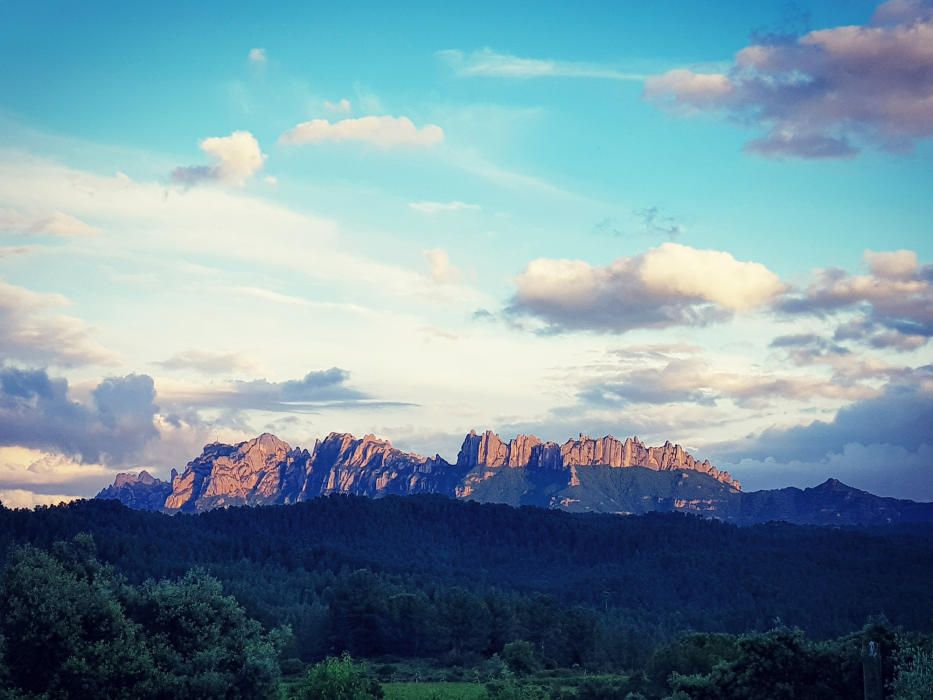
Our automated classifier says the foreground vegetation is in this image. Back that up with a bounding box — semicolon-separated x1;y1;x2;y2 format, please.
0;496;931;697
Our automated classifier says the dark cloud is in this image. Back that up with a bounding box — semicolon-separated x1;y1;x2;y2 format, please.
711;367;933;464
170;165;215;187
0;367;159;464
644;0;933;158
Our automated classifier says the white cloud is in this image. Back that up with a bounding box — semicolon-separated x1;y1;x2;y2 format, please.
0;280;117;366
172;130;266;187
0;446;120;507
248;47;267;63
424;248;461;284
0;152;489;308
0;208;101;236
155;349;260;375
510;242;784;333
438;48;645;81
409;200;480;214
639;243;784;311
324;98;352;114
280;115;444;148
0;489;78;508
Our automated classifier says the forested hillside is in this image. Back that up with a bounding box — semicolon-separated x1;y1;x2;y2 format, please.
2;494;931;670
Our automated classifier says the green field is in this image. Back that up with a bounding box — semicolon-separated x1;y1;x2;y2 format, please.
382;681;487;700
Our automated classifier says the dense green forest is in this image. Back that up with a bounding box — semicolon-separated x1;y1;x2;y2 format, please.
1;495;932;698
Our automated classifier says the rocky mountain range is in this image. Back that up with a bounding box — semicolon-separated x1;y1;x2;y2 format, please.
97;430;933;526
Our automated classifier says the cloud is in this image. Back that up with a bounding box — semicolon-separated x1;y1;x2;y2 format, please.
172;130;266;186
633;206;685;238
508;242;784;333
409;200;479;214
423;248;461;284
248;48;267;63
154;350;259;376
644;0;933;158
0;208;101;236
280;116;444;148
163;368;408;413
0;367;159;465
713;367;933;463
324;98;352;114
438;48;645;80
577;348;876;410
0;280;116;367
0;488;77;509
712;368;933;499
778;248;932;350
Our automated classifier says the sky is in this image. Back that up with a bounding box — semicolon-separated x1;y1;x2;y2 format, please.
0;0;931;507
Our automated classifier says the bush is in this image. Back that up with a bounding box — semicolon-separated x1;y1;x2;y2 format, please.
889;639;933;700
290;652;383;700
502;641;540;675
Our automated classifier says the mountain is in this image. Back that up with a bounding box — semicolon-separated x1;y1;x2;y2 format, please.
95;470;172;511
96;429;933;525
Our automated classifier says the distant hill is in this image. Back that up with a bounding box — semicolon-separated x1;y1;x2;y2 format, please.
96;430;933;526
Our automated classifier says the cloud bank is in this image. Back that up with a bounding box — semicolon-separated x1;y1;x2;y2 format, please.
0;367;159;465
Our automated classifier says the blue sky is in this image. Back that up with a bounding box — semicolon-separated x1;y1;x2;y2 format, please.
0;0;931;506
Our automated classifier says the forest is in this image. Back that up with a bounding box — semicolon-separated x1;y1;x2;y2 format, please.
0;495;931;698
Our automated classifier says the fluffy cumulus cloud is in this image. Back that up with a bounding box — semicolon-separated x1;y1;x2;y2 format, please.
248;48;267;63
644;0;933;158
0;367;160;465
508;242;784;333
279;116;444;148
778;248;932;350
0;280;116;367
0;208;101;236
172;130;266;187
438;48;645;80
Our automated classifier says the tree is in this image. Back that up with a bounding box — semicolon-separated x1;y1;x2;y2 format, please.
127;569;286;698
0;536;285;699
669;628;859;700
502;641;539;675
0;539;158;698
289;653;383;700
889;639;933;700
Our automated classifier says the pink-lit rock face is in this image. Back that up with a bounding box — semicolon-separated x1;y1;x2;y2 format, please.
455;430;739;489
117;428;736;513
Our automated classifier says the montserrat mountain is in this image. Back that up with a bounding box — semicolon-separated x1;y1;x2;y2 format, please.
97;429;739;515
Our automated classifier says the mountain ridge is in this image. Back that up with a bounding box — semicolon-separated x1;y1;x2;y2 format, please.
96;429;933;526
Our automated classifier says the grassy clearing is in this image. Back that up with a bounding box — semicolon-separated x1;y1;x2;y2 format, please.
382;681;487;700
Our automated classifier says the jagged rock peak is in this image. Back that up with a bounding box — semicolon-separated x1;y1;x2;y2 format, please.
112;470;160;488
457;430;740;490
